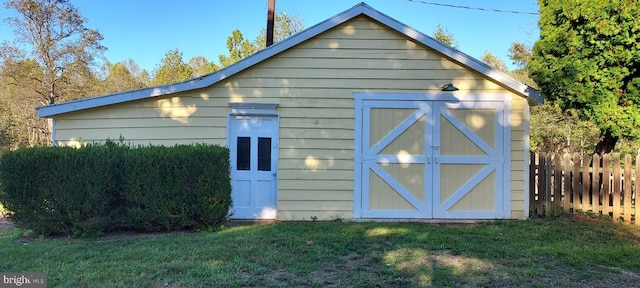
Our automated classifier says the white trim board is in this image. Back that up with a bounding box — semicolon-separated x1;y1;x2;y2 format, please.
230;102;279;116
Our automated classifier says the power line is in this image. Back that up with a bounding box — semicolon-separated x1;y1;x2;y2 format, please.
407;0;539;15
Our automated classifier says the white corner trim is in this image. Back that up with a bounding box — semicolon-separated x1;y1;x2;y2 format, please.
230;102;279;115
503;95;512;219
51;118;56;147
523;102;531;218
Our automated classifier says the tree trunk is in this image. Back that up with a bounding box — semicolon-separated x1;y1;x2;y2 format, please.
595;130;618;155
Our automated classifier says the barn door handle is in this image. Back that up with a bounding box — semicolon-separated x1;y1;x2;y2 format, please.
434;156;439;164
426;156;431;164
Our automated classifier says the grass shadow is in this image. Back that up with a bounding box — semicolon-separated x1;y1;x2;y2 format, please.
0;215;639;287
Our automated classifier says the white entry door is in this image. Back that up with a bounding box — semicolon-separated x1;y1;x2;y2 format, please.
228;116;278;219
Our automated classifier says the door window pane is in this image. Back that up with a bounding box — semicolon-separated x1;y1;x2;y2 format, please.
258;137;272;171
237;137;250;170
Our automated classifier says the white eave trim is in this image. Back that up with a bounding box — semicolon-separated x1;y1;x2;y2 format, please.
36;2;542;118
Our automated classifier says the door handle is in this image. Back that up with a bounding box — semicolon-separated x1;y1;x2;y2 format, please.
426;156;431;164
434;156;439;164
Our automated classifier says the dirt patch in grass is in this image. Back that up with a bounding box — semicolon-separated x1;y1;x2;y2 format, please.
591;266;640;287
517;261;640;288
303;252;381;287
0;216;13;230
264;268;299;287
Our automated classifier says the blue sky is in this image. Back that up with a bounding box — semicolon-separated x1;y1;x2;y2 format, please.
0;0;540;73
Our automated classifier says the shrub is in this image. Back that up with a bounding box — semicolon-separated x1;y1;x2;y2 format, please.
0;143;125;236
0;142;231;236
122;144;231;231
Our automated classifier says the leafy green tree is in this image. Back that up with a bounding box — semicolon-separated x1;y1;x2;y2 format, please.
507;42;537;88
218;30;258;68
0;102;11;150
432;24;458;48
123;58;150;87
481;51;508;72
253;12;304;48
101;60;148;94
218;12;305;67
150;49;194;86
528;0;640;154
0;58;49;148
188;56;219;77
2;0;106;105
530;104;599;154
1;0;105;146
509;42;532;68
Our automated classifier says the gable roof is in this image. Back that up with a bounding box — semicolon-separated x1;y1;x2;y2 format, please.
37;2;542;118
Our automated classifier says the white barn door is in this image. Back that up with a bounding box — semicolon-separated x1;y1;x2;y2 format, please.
354;93;510;219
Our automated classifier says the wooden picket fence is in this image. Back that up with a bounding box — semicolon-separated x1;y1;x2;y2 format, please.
529;152;639;225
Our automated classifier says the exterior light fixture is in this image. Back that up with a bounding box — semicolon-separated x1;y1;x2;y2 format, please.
441;83;459;91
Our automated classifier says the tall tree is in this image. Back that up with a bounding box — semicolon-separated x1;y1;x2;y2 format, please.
188;56;219;77
481;51;508;72
2;0;106;105
150;49;193;86
507;42;536;87
505;41;600;153
254;12;304;49
218;30;258;68
528;0;640;154
432;24;458;48
101;60;148;94
529;103;599;154
0;58;49;148
508;42;532;68
218;12;304;67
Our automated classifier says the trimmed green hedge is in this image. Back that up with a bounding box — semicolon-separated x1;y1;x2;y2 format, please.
122;145;231;231
0;142;231;236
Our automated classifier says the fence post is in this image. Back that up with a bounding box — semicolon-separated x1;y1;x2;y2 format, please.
581;155;591;212
544;153;553;217
572;153;581;212
602;154;611;217
613;153;621;221
553;153;562;216
563;153;572;212
624;154;633;222
538;152;546;216
529;152;537;217
592;154;600;215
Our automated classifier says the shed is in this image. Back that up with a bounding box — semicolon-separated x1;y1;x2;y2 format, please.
37;3;543;221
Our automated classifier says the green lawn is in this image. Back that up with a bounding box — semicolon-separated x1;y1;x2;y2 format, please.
1;215;639;287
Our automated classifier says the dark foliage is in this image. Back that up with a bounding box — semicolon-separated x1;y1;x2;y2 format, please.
0;141;230;236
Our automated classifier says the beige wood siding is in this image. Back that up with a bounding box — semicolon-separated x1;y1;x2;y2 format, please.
53;16;530;220
510;97;528;218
